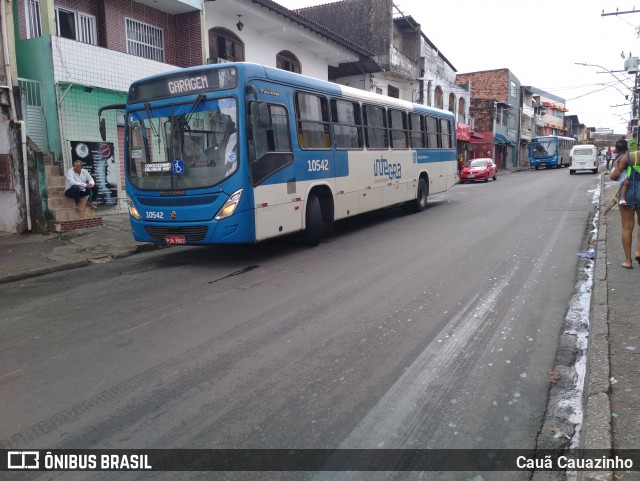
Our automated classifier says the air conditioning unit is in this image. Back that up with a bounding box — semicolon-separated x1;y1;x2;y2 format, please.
624;56;639;73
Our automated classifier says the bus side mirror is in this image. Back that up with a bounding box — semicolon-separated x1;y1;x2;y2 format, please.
99;117;107;141
97;103;125;142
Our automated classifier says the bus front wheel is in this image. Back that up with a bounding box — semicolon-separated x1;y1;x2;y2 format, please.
304;194;323;246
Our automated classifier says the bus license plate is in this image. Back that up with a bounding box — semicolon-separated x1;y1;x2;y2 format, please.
165;235;186;245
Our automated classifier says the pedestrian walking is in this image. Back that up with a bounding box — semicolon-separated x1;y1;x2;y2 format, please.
606;147;613;170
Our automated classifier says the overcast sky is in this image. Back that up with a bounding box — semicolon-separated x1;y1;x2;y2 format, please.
277;0;639;134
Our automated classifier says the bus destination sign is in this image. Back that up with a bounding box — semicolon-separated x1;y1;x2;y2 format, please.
168;75;209;94
128;67;237;103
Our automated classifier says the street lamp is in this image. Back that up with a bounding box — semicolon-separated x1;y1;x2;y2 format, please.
574;62;633;96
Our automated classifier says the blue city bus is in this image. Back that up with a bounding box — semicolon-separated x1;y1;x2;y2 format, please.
98;62;457;245
528;135;576;170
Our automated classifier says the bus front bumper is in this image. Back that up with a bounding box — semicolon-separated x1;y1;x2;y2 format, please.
129;209;256;245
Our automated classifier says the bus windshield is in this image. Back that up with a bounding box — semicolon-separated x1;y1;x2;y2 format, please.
530;139;557;159
127;97;237;190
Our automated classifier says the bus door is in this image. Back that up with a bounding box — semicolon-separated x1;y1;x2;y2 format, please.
247;91;300;241
424;116;444;193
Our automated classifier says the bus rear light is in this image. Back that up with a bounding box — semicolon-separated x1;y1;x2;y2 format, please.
215;189;243;220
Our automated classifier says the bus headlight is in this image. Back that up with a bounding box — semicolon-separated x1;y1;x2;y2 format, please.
215;189;243;220
127;195;142;220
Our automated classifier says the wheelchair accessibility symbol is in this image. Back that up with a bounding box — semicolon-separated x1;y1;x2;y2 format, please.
172;159;185;174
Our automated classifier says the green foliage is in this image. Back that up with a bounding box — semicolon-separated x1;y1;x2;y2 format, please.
629;138;638;152
55;233;71;242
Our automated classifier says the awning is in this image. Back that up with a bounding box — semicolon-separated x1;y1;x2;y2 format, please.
468;131;491;143
493;133;511;145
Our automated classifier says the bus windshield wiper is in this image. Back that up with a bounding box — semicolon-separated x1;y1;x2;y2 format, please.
144;102;159;139
185;94;205;125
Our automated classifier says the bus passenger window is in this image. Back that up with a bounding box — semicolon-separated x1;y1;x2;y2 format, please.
331;99;363;149
388;109;408;149
425;116;439;149
409;114;425;149
363;104;388;149
440;119;452;149
295;92;331;149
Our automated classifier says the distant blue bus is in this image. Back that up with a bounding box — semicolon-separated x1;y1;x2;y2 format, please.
99;62;457;245
528;135;576;170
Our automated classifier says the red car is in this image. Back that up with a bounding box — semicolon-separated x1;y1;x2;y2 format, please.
459;158;497;183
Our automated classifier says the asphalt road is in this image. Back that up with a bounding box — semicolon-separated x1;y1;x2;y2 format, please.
0;168;600;480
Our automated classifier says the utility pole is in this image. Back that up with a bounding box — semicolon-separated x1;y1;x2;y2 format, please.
602;8;640;16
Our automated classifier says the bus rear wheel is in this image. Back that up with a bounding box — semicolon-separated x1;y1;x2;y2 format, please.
304;194;323;246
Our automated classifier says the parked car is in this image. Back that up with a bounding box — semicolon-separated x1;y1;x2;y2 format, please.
460;158;497;183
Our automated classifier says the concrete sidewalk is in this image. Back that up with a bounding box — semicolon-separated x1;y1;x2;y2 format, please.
0;213;161;284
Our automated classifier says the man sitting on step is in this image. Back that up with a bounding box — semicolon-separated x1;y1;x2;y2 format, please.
64;160;98;211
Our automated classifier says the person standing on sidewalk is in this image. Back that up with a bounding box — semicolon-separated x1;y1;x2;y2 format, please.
64;160;98;211
609;139;640;269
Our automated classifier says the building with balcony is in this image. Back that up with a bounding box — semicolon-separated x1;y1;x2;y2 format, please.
9;0;375;229
519;86;534;167
456;68;522;169
204;0;375;81
530;87;569;137
14;0;205;225
289;0;471;158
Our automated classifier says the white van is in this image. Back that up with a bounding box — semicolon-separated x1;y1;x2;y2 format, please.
569;144;599;175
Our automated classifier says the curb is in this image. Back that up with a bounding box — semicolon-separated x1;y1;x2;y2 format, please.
0;261;91;284
0;243;167;285
580;174;612;481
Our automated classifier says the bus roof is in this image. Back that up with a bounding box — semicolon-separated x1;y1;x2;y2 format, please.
128;62;454;119
531;135;575;142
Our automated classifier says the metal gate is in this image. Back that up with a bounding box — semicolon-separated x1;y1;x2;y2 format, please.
18;78;48;152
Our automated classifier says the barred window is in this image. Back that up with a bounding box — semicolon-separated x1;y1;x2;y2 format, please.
26;0;42;38
56;8;97;45
126;18;164;63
